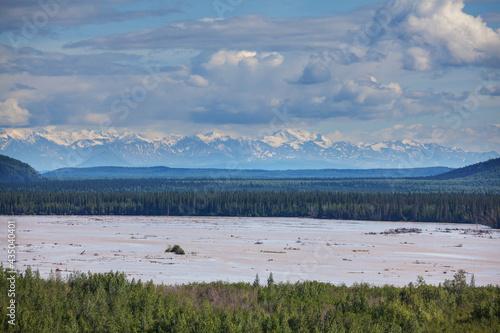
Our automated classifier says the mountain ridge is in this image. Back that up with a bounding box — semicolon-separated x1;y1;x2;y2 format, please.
0;154;42;182
43;165;453;180
1;128;498;171
428;157;500;180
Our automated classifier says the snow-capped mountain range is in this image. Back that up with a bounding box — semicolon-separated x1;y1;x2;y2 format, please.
0;128;498;171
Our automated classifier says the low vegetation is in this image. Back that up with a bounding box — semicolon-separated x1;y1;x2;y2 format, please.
1;267;499;332
165;244;185;255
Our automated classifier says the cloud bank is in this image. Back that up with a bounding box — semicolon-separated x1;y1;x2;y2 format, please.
0;0;499;152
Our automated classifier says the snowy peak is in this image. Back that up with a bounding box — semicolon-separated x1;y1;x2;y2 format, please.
159;134;184;146
276;128;317;142
369;142;388;152
0;127;116;146
115;133;153;144
363;140;428;152
0;128;498;171
264;129;323;148
275;128;317;141
197;130;231;143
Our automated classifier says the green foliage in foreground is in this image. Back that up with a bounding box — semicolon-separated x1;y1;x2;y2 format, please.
1;267;499;333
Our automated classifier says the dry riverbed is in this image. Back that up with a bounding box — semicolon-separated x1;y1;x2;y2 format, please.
1;216;499;286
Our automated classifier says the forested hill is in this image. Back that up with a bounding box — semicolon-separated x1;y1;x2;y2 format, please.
43;165;452;180
428;158;500;180
0;155;41;182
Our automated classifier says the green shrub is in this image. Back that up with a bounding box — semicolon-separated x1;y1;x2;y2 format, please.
166;244;185;255
2;265;500;333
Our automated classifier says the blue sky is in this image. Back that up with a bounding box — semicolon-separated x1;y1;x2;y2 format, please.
0;0;499;152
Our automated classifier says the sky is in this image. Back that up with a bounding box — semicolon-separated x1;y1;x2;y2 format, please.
0;0;499;152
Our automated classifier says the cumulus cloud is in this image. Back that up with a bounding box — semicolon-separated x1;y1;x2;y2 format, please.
1;0;499;149
202;50;284;70
185;49;288;95
0;98;31;126
10;83;36;91
289;61;331;85
261;52;285;67
63;0;500;73
287;76;468;121
404;47;433;71
203;50;258;69
186;74;209;87
84;113;111;126
301;76;406;120
479;84;500;96
334;76;402;106
393;0;500;69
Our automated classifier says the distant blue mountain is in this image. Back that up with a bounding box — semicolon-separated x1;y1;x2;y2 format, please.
43;165;452;180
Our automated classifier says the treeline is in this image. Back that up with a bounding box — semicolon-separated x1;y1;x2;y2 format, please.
1;177;499;194
1;267;499;332
1;191;499;228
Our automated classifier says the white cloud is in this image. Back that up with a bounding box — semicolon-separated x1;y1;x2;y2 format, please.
0;0;499;150
334;77;402;107
404;47;433;71
65;14;354;51
204;50;257;69
290;61;331;85
84;113;111;125
479;83;500;96
289;75;468;121
63;0;500;73
186;74;209;87
0;98;31;126
396;0;500;69
260;52;284;66
202;50;284;70
311;96;326;104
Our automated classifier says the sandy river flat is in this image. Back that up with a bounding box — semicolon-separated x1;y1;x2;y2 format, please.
1;216;499;286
